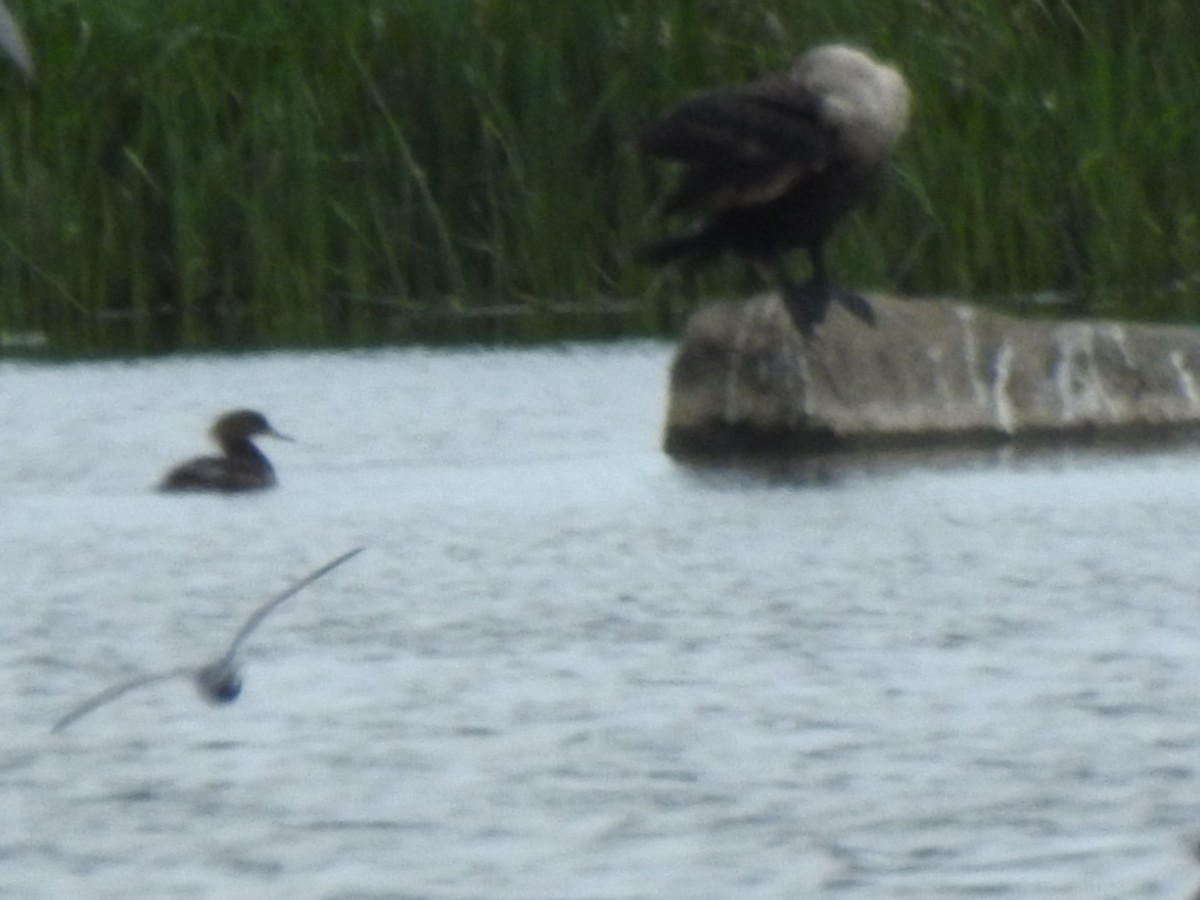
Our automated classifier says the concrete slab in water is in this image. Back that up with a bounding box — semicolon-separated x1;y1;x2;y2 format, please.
664;293;1200;457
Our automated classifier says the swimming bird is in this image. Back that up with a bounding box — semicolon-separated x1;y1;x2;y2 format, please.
0;2;33;80
159;409;291;493
53;547;365;733
632;44;911;335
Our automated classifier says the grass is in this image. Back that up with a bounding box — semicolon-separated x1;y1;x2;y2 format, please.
0;1;1199;356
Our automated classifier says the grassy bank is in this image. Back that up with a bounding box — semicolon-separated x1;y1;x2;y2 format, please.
1;1;1199;355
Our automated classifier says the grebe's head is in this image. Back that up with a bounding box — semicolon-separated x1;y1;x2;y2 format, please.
210;409;292;445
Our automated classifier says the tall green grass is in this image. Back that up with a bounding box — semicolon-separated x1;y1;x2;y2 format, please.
0;1;1199;355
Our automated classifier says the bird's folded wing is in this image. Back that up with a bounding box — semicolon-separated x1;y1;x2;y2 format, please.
663;159;814;217
634;84;832;215
635;81;828;163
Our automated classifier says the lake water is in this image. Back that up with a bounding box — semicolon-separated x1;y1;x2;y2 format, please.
3;341;1200;899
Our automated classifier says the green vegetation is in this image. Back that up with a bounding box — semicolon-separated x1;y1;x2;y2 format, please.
0;1;1198;355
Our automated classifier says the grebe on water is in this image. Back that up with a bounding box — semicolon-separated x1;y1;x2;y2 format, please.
159;409;291;493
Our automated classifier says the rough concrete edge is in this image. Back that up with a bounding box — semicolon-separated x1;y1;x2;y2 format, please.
662;293;1200;460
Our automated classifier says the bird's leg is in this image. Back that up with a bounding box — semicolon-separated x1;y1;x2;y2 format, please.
807;245;876;327
758;254;828;336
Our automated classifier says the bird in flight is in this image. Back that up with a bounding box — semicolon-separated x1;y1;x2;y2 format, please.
53;547;365;732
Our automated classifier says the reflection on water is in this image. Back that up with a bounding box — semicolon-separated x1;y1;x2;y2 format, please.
3;342;1200;899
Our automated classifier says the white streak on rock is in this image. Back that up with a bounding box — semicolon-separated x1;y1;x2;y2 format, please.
1053;325;1122;424
990;341;1015;435
1169;350;1200;411
955;305;990;412
724;308;753;422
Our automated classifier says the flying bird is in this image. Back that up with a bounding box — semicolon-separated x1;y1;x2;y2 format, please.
53;547;365;732
159;409;292;493
0;2;33;80
632;44;910;335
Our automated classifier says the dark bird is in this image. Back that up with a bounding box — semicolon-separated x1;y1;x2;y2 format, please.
0;2;32;80
53;547;365;732
159;409;292;493
632;44;911;335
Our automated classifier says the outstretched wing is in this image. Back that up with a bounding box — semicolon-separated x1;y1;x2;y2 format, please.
222;547;365;662
53;669;193;732
633;78;832;216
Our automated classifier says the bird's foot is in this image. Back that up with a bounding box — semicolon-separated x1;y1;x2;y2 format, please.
780;282;833;336
836;290;876;327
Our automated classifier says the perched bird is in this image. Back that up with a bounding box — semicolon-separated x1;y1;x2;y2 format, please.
0;2;33;80
52;547;365;732
159;409;292;493
632;44;910;335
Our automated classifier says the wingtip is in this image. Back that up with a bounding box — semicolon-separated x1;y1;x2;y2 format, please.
328;546;366;569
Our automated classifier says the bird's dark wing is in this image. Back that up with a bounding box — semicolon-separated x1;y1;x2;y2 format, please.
662;158;815;217
53;669;193;732
634;80;833;216
635;81;827;163
222;547;365;661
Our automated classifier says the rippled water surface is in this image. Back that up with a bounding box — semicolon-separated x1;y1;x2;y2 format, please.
4;341;1200;899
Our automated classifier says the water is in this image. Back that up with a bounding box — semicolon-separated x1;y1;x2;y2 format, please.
3;342;1200;899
